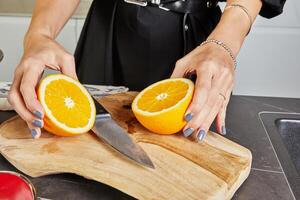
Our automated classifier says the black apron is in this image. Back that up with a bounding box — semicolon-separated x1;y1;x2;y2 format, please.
74;0;221;90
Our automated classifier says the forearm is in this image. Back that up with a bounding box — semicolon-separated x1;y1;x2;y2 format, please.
208;0;262;56
24;0;80;48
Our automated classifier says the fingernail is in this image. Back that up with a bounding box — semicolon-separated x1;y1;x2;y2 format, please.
221;126;227;135
184;113;193;122
197;129;206;141
33;110;43;119
31;129;38;138
183;127;194;137
32;119;43;128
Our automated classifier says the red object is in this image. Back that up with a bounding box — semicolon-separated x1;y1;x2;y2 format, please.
0;171;35;200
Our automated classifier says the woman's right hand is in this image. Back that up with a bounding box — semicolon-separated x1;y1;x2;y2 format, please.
8;33;78;139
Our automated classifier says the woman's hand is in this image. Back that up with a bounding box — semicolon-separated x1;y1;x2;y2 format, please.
8;33;78;139
171;43;235;141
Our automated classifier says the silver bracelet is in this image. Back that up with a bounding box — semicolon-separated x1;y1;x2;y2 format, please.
224;3;253;35
200;39;237;69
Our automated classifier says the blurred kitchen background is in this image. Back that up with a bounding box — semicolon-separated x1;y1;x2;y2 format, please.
0;0;299;98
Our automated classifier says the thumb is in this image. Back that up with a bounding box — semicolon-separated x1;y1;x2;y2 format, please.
59;53;78;80
171;59;189;78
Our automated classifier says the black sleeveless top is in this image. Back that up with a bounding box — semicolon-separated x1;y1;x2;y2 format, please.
75;0;285;90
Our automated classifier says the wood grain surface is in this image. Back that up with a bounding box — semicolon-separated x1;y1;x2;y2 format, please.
0;92;252;200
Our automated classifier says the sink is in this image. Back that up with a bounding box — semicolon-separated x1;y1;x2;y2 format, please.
276;118;300;173
260;112;300;199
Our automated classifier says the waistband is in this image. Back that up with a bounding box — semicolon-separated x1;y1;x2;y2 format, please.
124;0;219;14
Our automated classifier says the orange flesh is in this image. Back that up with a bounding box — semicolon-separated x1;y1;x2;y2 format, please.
137;81;189;112
44;79;91;128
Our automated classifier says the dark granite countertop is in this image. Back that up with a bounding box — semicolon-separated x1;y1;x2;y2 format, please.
0;95;299;200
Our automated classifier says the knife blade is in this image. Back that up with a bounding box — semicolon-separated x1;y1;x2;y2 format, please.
0;92;154;168
91;97;155;169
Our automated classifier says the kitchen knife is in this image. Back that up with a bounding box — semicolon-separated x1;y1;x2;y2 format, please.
91;97;155;169
0;93;154;168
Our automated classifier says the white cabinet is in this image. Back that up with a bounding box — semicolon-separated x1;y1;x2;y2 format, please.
0;16;77;81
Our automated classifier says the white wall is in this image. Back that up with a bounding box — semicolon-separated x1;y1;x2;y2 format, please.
0;0;300;98
0;16;78;81
0;17;30;82
232;0;300;98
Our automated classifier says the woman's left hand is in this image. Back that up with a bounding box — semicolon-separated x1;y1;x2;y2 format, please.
171;43;235;141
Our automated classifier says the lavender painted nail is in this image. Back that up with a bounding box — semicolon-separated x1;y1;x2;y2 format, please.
32;120;43;128
33;110;43;119
197;129;206;141
184;113;193;122
31;129;38;138
183;127;194;137
221;126;227;135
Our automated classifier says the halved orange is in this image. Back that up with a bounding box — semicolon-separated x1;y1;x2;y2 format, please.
132;78;194;134
37;74;96;136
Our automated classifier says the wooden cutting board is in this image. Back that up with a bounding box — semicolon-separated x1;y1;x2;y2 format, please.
0;92;252;200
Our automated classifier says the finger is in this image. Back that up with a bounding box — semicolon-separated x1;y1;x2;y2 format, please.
215;113;224;135
27;122;41;139
213;67;234;135
171;45;211;78
216;84;233;135
183;68;232;140
20;63;44;117
197;96;224;141
58;53;78;80
183;79;222;139
183;98;212;140
171;61;188;78
8;71;35;125
182;67;219;137
200;70;232;139
171;50;200;78
45;64;60;71
9;65;44;137
184;67;213;122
